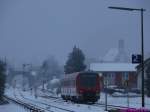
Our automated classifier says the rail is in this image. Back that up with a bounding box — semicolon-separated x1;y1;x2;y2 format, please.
18;90;75;112
4;95;45;112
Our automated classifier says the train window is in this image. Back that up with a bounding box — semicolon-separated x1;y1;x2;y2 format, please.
79;73;97;88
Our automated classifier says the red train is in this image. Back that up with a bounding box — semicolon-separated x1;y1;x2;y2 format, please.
61;72;101;103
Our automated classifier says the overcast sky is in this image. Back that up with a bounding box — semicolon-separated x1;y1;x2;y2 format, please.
0;0;150;67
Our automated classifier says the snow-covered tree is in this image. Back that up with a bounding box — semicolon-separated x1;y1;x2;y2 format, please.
40;55;63;80
47;76;61;95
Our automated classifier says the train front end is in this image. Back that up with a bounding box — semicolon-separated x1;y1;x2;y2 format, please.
76;72;100;103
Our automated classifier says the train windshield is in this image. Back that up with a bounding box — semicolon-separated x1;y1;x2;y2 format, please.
79;73;98;88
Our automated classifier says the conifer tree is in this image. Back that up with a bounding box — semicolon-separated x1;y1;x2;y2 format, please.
64;46;86;74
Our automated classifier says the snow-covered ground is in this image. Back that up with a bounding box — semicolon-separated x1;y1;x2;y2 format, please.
2;87;150;112
99;93;150;109
0;102;27;112
4;88;106;112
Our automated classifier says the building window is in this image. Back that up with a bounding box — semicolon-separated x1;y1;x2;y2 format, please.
111;73;114;78
124;72;129;80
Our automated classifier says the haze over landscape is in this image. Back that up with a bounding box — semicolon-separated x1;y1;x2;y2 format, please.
1;1;150;112
0;0;150;67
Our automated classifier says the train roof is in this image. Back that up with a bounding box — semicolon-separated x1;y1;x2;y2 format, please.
61;71;99;80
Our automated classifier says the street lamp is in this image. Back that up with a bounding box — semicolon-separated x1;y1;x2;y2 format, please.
108;6;146;107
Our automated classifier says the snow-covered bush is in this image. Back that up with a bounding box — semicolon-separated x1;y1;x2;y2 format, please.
47;76;61;95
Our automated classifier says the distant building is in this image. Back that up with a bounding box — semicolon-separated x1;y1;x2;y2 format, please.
90;63;138;88
102;39;130;63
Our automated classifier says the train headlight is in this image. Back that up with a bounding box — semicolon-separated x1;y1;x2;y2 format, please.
79;90;83;94
96;90;100;93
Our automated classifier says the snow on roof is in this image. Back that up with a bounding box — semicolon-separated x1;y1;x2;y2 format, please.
90;63;138;72
103;48;118;62
50;78;60;84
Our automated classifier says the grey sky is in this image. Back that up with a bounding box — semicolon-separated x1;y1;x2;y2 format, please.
0;0;150;67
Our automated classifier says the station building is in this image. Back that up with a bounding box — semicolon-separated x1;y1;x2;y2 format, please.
90;63;138;88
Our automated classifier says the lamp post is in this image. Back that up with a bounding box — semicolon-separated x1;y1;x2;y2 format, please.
104;75;108;111
108;6;146;107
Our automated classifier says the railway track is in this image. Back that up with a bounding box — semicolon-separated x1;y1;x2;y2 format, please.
16;89;75;112
22;88;66;103
32;91;130;111
4;95;45;112
20;89;132;111
14;88;150;112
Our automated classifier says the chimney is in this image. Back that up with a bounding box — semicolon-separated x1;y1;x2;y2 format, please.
118;39;124;54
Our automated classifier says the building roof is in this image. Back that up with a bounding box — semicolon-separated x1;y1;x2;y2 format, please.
103;48;118;62
90;63;138;72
